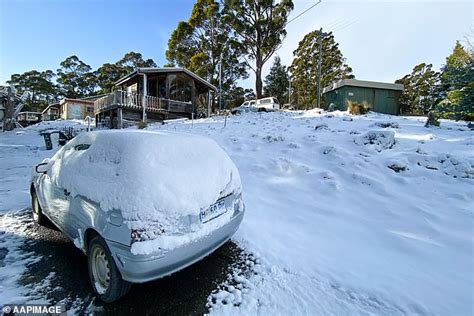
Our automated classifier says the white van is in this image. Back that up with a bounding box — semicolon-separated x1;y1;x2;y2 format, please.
255;97;280;111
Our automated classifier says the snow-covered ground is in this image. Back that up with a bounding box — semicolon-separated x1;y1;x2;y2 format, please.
0;112;472;315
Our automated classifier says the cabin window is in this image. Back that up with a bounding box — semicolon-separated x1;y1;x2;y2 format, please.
169;74;192;102
86;106;94;113
388;91;395;99
127;83;138;94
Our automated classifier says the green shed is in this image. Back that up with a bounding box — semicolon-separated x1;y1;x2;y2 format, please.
323;79;404;115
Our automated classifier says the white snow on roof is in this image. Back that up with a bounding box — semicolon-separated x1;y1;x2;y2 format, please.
323;79;404;93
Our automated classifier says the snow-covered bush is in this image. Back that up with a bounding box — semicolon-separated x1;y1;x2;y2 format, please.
355;130;395;151
417;154;474;178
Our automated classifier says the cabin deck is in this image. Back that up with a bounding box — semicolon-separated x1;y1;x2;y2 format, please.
94;90;194;128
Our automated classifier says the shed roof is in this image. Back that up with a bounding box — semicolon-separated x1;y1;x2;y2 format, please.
59;98;94;105
323;79;404;94
115;67;218;91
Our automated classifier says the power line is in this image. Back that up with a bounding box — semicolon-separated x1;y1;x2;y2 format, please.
287;0;322;25
331;20;357;32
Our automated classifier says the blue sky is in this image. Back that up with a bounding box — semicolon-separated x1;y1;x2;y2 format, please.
0;0;472;89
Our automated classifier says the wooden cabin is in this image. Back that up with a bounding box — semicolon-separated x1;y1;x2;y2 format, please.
59;98;95;120
17;111;42;126
94;67;217;128
42;102;60;121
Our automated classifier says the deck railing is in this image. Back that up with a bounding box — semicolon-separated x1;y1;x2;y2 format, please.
94;90;192;115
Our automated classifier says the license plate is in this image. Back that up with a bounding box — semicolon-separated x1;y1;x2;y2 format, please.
200;199;227;223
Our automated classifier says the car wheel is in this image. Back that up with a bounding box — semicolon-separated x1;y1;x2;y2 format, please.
88;235;131;303
31;191;46;226
258;108;267;112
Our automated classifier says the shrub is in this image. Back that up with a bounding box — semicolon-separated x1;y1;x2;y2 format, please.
347;100;371;115
436;111;474;121
425;111;440;127
137;121;148;129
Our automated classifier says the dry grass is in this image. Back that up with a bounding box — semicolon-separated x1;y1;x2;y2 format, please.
347;100;371;115
137;121;148;129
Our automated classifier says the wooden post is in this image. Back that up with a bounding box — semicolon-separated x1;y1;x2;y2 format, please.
191;80;196;118
117;107;123;129
142;73;148;123
165;74;170;99
109;110;114;129
207;90;211;117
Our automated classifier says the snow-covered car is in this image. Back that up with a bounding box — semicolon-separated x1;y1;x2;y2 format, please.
255;97;280;112
30;130;245;302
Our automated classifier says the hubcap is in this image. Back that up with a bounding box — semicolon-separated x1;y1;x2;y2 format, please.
91;245;110;294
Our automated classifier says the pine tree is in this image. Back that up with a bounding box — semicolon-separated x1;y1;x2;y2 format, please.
395;63;440;114
437;41;473;113
264;56;289;104
223;0;294;99
96;52;156;94
289;29;354;109
7;70;58;111
57;56;96;98
167;0;247;112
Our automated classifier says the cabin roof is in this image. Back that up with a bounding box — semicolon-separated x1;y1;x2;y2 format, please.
59;98;95;105
323;79;404;94
41;102;60;114
18;111;42;115
115;67;218;92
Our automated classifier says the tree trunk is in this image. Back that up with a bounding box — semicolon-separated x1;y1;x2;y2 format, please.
255;59;263;99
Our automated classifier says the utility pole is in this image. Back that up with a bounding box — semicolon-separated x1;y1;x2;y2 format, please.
316;27;323;109
288;74;291;105
218;55;223;112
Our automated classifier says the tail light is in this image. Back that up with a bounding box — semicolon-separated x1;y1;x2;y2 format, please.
131;229;146;243
131;225;165;244
232;194;244;217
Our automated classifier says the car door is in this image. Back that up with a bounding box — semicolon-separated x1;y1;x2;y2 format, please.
38;148;72;231
60;143;92;241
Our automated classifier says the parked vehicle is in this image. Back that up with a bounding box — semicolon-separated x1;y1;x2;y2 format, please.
231;101;257;115
30;130;245;302
282;103;295;111
255;97;280;112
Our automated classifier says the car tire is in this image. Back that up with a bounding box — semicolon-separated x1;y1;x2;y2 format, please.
88;235;131;303
258;108;267;112
31;191;46;226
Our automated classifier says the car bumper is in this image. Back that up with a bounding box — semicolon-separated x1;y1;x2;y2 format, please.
106;210;244;283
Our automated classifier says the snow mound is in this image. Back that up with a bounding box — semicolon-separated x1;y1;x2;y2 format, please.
355;130;395;151
417;153;474;179
26;120;90;133
48;130;241;224
372;121;399;129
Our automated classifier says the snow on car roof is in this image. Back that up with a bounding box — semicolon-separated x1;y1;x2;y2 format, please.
48;130;241;222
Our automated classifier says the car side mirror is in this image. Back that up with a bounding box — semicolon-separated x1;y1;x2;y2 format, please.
35;162;48;174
